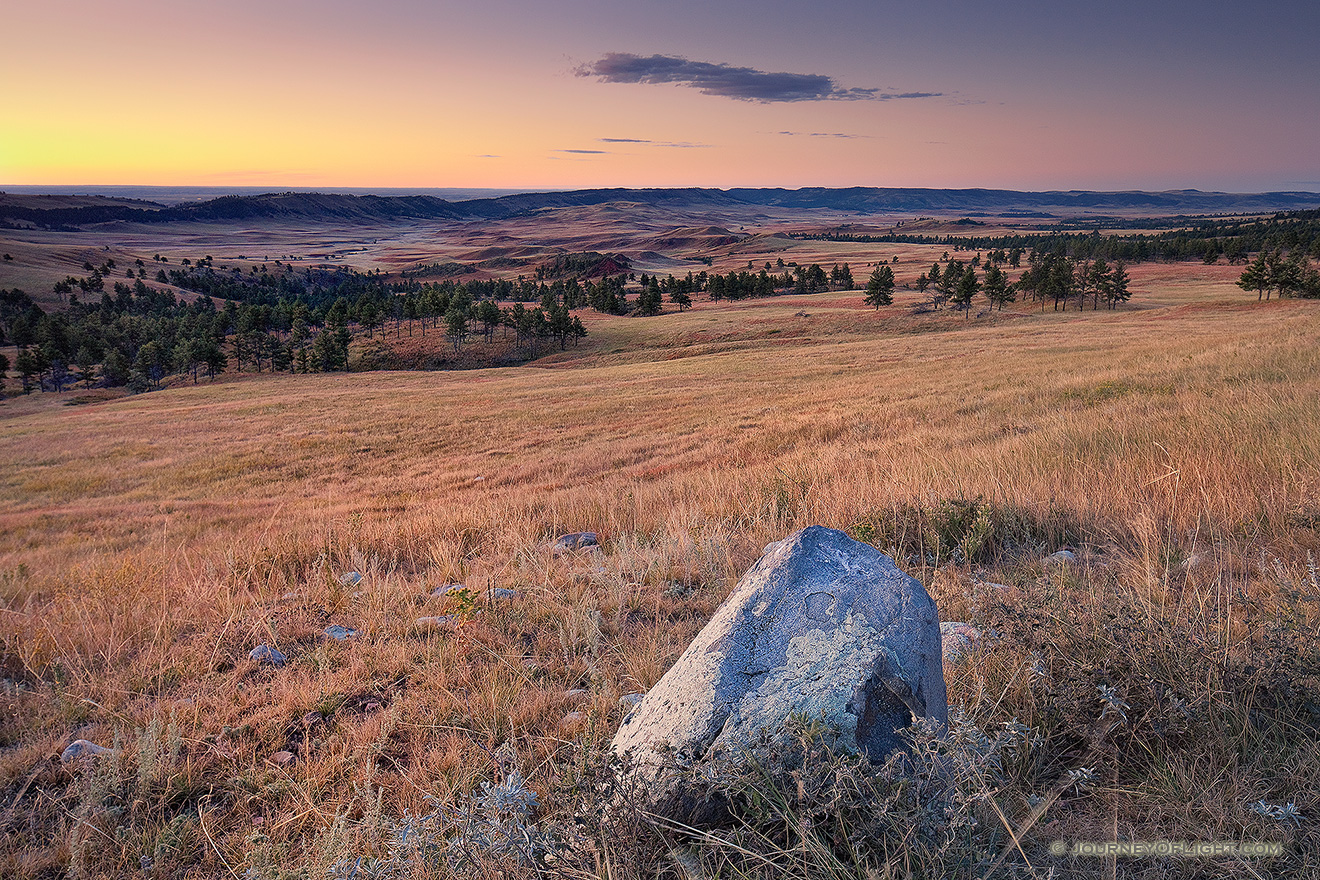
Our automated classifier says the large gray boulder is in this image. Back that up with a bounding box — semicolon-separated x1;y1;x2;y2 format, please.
611;526;946;814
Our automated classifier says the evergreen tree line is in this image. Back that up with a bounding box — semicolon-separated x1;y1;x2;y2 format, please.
787;208;1320;266
0;261;595;395
1235;249;1320;300
705;262;856;300
868;253;1130;316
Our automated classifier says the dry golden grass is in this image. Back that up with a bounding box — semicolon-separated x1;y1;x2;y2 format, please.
2;276;1318;877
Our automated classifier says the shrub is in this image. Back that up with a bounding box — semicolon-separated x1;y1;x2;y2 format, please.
851;496;1080;566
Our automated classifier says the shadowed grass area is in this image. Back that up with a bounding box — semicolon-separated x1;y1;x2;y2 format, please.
1;286;1318;878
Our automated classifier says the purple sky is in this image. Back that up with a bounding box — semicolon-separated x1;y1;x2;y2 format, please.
4;0;1318;190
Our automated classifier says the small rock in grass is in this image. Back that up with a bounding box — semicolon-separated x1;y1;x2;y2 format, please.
323;625;359;641
302;711;324;727
940;622;982;662
663;581;695;599
61;740;116;764
974;578;1013;592
487;588;519;601
552;532;598;553
249;645;287;668
618;692;646;713
268;750;296;767
566;689;588;698
432;583;468;597
1044;549;1076;565
339;571;362;586
560;711;586;728
416;615;454;629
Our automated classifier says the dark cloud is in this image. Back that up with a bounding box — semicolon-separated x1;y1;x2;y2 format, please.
599;137;652;143
555;149;609;154
578;53;941;104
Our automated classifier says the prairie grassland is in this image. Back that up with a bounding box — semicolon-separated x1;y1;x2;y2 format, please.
1;286;1318;878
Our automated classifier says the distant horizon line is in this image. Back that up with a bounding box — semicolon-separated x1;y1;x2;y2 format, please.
5;183;1320;196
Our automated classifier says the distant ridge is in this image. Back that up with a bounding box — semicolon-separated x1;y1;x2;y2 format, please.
4;186;1320;228
723;187;1320;213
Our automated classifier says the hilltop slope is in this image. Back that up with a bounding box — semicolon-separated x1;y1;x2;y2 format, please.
6;186;1320;230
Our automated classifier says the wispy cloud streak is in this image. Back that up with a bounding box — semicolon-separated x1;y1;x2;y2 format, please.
775;130;872;139
596;137;711;148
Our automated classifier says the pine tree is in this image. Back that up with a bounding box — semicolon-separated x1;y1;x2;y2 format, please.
16;348;38;394
952;265;979;317
982;265;1013;310
838;263;854;290
1086;258;1111;310
636;279;663;316
445;306;469;352
1107;261;1131;309
864;265;895;308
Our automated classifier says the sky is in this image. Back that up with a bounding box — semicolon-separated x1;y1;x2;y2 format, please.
3;0;1319;192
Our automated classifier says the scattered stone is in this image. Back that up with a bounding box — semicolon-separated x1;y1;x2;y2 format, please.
612;526;947;822
339;571;363;586
487;588;519;601
323;625;359;641
61;740;116;764
552;532;598;553
432;583;468;597
1044;549;1076;565
940;622;982;662
268;750;296;767
248;645;287;668
566;689;588;698
415;615;455;629
560;711;586;728
664;581;695;599
302;711;324;727
794;311;810;317
618;692;646;714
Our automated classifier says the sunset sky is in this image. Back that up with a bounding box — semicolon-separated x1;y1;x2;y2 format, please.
4;0;1318;192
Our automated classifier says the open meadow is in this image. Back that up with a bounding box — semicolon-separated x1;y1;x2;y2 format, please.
8;0;1320;868
2;241;1320;877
